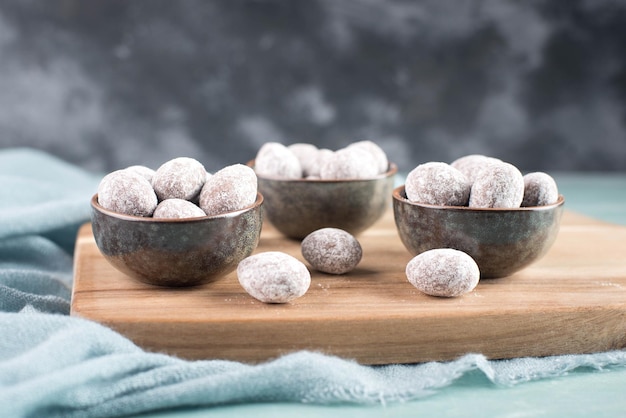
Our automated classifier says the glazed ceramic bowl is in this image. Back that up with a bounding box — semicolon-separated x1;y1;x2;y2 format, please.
250;161;398;239
90;193;264;286
392;185;565;278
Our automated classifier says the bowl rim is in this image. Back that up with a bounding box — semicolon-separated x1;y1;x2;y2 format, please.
91;192;264;223
393;185;565;212
247;160;398;183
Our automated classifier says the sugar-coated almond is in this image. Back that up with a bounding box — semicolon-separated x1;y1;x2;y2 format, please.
301;228;362;274
199;164;258;216
406;248;479;297
98;169;158;217
405;162;470;206
237;252;311;303
522;172;559;207
152;157;206;201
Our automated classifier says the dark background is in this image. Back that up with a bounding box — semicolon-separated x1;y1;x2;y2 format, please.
1;0;625;174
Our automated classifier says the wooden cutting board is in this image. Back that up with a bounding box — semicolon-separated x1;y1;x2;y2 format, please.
70;210;626;365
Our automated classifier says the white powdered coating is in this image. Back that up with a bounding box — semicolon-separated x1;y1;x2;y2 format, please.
288;143;319;177
307;148;334;178
199;164;258;216
405;162;471;206
255;142;302;179
125;165;156;183
469;161;524;208
152;157;206;201
319;146;379;180
153;198;206;219
450;154;501;184
522;172;559;207
347;140;389;174
97;169;158;217
301;228;362;274
237;251;311;303
405;248;480;297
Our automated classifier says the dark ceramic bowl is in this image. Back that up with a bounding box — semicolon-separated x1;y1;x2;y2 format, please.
90;193;263;286
393;186;565;278
250;161;398;239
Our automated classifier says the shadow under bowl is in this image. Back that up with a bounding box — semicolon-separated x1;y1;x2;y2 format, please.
251;161;398;240
392;186;565;278
90;193;264;287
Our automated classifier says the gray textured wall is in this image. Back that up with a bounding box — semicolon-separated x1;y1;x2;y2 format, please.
1;0;625;174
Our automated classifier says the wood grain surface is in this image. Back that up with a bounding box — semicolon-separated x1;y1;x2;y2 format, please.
70;210;626;365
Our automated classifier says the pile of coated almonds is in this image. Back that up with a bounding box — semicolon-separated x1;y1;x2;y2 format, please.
254;140;389;180
97;157;257;219
405;154;559;208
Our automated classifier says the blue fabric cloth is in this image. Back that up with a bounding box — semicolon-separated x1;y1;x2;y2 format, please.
1;148;625;418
